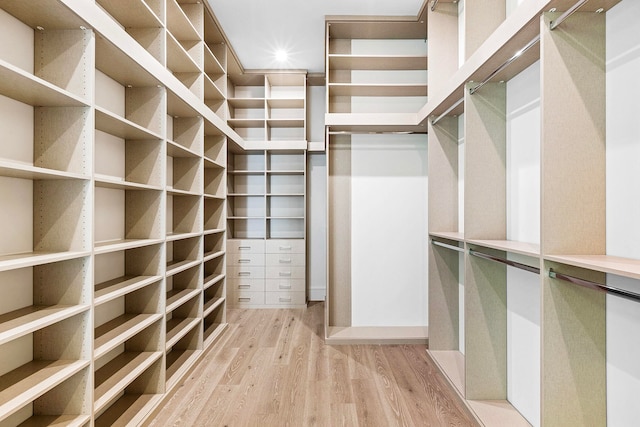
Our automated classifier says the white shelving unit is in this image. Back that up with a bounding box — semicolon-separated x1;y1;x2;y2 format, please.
227;150;307;308
0;0;230;424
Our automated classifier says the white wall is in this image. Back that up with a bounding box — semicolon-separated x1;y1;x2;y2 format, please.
505;60;541;427
350;134;428;326
606;1;640;425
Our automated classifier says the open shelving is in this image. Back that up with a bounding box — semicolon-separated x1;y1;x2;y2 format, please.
0;0;232;423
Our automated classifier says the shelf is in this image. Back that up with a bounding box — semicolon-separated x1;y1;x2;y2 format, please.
203;297;224;317
203;45;224;75
266;193;304;197
266;98;304;109
97;0;163;28
17;415;90;427
94;351;163;413
227;170;265;175
0;160;90;181
0;360;90;423
95;106;163;140
203;249;224;262
166;288;201;313
0;251;91;273
328;54;428;70
267;119;304;128
95;175;163;191
166;0;200;41
94;239;163;254
228;118;266;128
328;83;428;97
467;240;540;257
325;326;428;344
166;317;200;349
228;98;265;108
0;59;89;107
544;254;640;281
227;193;265;197
94;313;163;359
427;350;465;396
204;75;225;101
204;273;225;290
429;231;465;243
0;305;89;346
166;187;201;197
203;322;225;348
266;170;304;175
94;275;162;306
166;33;200;74
203;228;225;236
94;393;162;427
166;349;200;391
166;231;202;242
204;156;225;169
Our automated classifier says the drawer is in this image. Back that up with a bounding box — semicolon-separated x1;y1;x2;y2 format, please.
229;278;265;293
266;266;305;280
266;291;305;306
266;253;305;267
266;279;305;293
266;239;305;254
232;291;265;306
228;266;265;279
228;253;265;266
228;239;265;254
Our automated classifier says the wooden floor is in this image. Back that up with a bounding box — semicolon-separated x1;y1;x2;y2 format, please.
146;302;478;426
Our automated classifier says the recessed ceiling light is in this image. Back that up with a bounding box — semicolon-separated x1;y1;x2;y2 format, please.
275;49;288;62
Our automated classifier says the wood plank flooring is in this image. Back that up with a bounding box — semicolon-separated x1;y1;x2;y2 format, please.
145;302;478;426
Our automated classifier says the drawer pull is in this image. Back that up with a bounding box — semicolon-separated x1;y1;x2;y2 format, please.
238;272;251;277
279;284;292;290
279;272;292;277
238;259;251;263
238;246;251;250
239;285;251;289
279;258;292;264
279;245;292;250
279;297;292;302
239;298;251;302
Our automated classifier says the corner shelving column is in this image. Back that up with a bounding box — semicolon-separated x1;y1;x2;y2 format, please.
0;5;93;425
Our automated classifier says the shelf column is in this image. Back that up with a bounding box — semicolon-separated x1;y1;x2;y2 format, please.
540;11;606;427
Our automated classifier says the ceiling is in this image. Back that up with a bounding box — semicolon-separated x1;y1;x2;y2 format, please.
207;0;427;74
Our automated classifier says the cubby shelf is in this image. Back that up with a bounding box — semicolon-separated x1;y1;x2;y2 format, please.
96;0;163;28
94;313;163;359
17;414;90;427
204;273;225;290
328;83;428;97
94;239;164;255
0;161;89;181
95;107;163;141
0;305;90;346
0;252;91;273
94;394;163;427
165;317;200;350
0;360;90;424
203;297;224;317
166;288;201;313
95;276;163;306
94;351;163;413
165;349;201;391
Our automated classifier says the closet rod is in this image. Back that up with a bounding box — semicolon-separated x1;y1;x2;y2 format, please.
430;0;439;12
431;97;464;126
469;249;540;274
431;239;465;253
550;0;589;31
549;269;640;303
469;35;540;95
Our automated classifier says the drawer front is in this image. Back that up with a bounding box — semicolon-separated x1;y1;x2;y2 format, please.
228;239;265;254
266;253;305;267
266;266;305;280
233;291;265;306
266;279;305;293
229;278;265;293
266;291;305;306
228;253;265;266
266;239;305;254
228;266;265;279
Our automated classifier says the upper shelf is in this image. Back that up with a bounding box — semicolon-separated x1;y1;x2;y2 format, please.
96;0;163;28
545;254;640;281
329;54;428;70
328;83;427;97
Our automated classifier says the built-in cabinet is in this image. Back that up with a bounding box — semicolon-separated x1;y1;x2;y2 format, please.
426;0;639;425
227;149;307;308
0;0;230;424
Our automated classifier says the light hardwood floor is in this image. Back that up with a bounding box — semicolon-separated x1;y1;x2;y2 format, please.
146;302;478;426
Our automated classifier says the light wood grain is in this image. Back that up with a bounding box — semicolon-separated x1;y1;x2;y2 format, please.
145;303;477;426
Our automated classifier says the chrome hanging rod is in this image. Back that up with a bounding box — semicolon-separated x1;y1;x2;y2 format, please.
550;0;590;31
430;0;439;12
327;130;417;135
431;96;464;126
469;35;540;95
549;269;640;303
469;249;540;274
431;239;465;253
